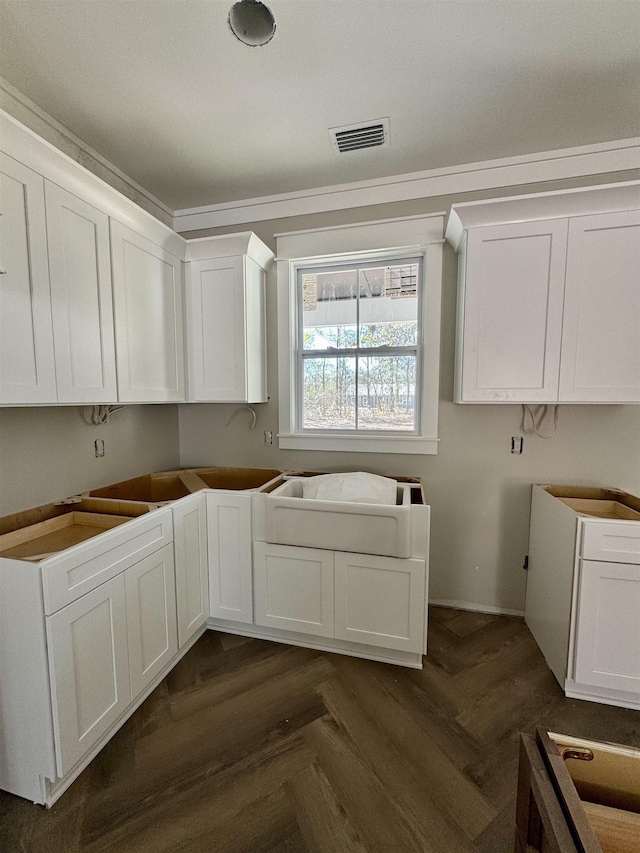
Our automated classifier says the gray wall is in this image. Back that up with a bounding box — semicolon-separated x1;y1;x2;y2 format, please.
0;406;180;516
178;173;640;615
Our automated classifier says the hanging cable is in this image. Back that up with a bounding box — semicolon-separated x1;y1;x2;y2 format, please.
520;404;559;439
82;405;127;426
225;405;257;430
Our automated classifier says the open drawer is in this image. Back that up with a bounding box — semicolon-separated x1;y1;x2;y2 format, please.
516;727;640;852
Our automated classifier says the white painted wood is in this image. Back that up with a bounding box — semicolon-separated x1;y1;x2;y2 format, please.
172;142;640;232
207;617;423;670
581;520;640;564
445;181;640;249
207;491;253;624
44;181;118;403
525;486;580;685
573;559;640;696
253;542;334;637
334;552;426;653
110;220;185;402
185;231;274;270
459;219;568;403
0;152;57;404
47;573;130;777
0;111;182;254
42;508;173;615
0;557;57;804
559;210;640;402
185;252;267;403
125;543;178;699
173;492;209;647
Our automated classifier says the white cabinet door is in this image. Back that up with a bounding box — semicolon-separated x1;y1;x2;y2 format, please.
185;255;266;402
110;220;185;402
253;542;334;637
458;219;568;402
334;552;426;653
173;492;209;647
207;491;253;624
0;153;57;404
46;574;130;777
125;544;178;699
560;210;640;402
573;560;640;694
45;181;117;403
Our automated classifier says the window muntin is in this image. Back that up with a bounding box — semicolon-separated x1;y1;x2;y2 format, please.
296;256;422;433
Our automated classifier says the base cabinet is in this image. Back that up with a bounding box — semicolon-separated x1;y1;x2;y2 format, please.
253;542;334;637
125;544;178;699
253;542;426;653
173;493;209;647
335;552;426;653
47;574;131;777
208;492;253;624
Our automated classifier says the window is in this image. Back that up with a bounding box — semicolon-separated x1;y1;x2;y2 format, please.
276;215;443;454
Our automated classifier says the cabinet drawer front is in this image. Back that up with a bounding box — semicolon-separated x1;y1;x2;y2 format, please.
581;521;640;564
43;509;173;614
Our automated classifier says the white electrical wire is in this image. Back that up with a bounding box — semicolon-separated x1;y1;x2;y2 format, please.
83;405;127;425
225;406;257;430
520;404;559;439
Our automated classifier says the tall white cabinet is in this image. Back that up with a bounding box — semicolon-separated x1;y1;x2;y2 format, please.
446;182;640;404
185;232;274;403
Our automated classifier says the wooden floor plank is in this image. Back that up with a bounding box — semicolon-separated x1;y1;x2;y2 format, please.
2;607;639;853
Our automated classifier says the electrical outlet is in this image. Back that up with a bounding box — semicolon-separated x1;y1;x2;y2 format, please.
264;430;273;446
94;439;105;458
511;436;524;454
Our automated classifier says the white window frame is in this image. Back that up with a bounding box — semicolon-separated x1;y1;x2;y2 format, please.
276;214;444;454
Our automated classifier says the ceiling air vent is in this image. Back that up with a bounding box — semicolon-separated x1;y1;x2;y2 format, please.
329;118;390;154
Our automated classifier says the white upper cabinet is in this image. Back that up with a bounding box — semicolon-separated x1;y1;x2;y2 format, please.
185;232;274;403
0;153;57;404
559;210;640;402
45;181;117;403
111;220;185;402
458;219;567;403
446;182;640;404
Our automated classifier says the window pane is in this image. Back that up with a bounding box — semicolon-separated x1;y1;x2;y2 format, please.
357;355;417;431
301;270;357;350
302;356;356;429
359;263;418;348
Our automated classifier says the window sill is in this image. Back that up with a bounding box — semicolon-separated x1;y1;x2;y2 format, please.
277;433;439;455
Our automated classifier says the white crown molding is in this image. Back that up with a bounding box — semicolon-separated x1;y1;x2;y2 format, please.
0;76;173;221
173;138;640;232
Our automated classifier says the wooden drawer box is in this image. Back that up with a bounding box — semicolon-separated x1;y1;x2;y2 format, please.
516;727;640;852
581;521;640;564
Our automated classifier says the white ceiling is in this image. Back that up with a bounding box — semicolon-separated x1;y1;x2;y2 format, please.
1;1;639;211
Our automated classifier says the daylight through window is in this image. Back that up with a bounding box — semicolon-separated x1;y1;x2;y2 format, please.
297;256;422;433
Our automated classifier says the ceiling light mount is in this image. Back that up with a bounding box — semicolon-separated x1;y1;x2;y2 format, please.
228;0;276;47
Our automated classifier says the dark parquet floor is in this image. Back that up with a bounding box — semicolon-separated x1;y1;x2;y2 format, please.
2;607;639;852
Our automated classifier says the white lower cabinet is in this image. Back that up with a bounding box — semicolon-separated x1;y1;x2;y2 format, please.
46;574;131;777
253;542;334;637
173;493;209;647
46;542;179;779
334;552;426;653
208;491;253;624
253;542;426;652
125;544;178;699
573;559;640;694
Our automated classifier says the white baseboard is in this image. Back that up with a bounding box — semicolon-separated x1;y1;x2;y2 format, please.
429;599;525;618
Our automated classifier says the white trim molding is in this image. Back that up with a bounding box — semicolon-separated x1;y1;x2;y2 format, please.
174;138;640;231
276;215;444;455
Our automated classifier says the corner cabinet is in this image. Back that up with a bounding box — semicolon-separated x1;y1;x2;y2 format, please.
185;232;274;403
446;182;640;404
